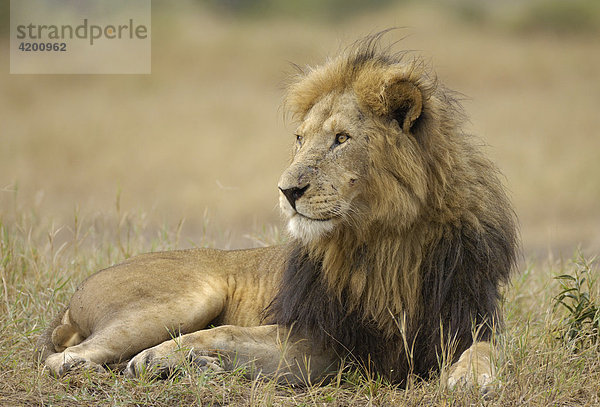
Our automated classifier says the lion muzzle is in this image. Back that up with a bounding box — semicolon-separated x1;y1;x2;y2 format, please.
279;184;309;211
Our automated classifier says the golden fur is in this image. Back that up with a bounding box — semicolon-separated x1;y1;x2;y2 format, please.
37;34;517;391
273;35;516;362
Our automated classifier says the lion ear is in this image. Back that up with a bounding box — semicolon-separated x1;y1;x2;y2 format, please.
382;78;423;134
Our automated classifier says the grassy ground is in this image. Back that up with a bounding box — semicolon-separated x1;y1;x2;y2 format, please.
2;1;600;405
1;203;600;406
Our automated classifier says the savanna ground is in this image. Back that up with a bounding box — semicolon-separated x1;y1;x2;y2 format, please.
2;0;600;405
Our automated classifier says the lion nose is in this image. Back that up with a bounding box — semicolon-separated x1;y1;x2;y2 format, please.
279;184;309;211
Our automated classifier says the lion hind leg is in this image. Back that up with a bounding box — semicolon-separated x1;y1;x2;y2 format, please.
44;316;207;377
49;309;84;352
45;351;106;377
51;323;84;352
44;329;128;377
35;308;85;366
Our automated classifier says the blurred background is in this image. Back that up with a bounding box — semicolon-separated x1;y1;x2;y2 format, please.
1;0;599;259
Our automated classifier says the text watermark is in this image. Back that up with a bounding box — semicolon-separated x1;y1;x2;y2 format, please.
10;0;151;74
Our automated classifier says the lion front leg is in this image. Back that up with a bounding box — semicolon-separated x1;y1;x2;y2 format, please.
126;325;337;385
446;341;496;394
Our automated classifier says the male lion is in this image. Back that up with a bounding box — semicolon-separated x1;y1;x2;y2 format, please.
36;35;518;391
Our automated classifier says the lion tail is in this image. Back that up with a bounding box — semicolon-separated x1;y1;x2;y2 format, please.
34;308;85;364
33;308;65;364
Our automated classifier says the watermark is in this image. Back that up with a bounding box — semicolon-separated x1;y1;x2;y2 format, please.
10;0;151;74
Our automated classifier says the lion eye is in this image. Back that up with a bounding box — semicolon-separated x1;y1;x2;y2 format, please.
335;132;349;145
296;134;304;145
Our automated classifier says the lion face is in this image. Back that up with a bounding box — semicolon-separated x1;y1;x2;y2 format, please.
278;91;369;243
280;52;434;244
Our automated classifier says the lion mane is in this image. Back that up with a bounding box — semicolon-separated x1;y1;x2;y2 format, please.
267;34;519;382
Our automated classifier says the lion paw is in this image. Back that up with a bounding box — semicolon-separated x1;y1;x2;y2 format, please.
45;352;106;377
189;353;224;373
126;347;223;378
126;347;169;378
445;341;497;397
447;368;496;397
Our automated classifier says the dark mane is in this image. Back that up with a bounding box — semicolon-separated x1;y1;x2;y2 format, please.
268;32;519;384
267;214;516;383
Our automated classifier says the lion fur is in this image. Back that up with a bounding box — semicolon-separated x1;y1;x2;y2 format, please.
38;33;518;387
268;34;519;382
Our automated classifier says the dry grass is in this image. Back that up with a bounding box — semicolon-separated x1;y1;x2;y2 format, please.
2;1;600;405
2;200;600;406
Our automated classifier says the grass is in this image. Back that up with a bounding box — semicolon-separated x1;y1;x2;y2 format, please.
553;253;600;352
1;199;600;406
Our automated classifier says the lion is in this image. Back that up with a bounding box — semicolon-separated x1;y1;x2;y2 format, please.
36;34;518;391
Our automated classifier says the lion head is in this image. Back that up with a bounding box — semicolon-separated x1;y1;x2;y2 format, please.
278;44;430;246
270;34;518;382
